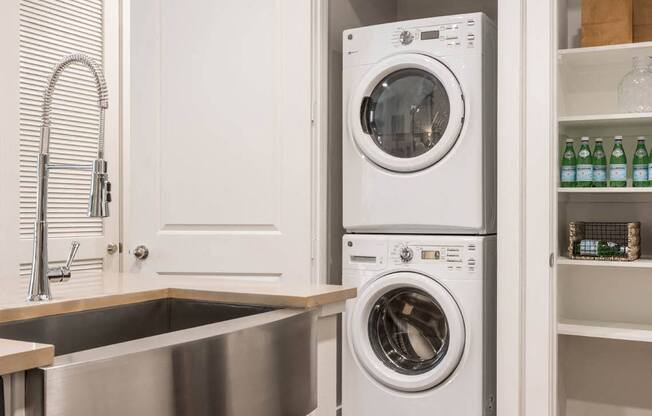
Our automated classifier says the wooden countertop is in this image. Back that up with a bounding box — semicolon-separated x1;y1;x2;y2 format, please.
0;272;355;375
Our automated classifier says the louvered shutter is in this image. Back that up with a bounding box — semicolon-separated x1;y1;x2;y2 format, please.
19;0;105;272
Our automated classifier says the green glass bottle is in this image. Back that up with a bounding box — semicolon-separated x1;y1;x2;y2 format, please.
576;136;593;187
592;138;607;187
609;136;627;187
633;137;649;187
560;138;576;188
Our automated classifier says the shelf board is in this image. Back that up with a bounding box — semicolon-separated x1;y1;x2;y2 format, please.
557;256;652;268
558;187;652;193
558;113;652;136
558;41;652;68
559;112;652;128
558;319;652;343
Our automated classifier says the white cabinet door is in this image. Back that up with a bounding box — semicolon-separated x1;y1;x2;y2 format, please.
125;0;313;284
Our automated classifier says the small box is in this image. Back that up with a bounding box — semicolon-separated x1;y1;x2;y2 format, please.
634;0;652;42
581;0;633;47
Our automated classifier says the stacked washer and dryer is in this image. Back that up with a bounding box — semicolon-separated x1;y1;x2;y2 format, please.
341;13;497;415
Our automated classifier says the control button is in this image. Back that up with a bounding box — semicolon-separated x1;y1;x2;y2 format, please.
467;19;475;26
447;35;458;40
399;245;414;263
399;30;414;45
452;24;459;29
467;33;475;41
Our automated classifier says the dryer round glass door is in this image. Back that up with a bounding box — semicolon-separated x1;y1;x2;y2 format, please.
349;271;465;392
349;53;464;173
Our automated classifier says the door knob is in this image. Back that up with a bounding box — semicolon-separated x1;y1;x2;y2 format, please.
107;243;119;255
133;245;149;260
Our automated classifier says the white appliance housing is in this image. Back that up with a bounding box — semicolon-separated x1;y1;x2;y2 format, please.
343;13;496;234
342;234;496;415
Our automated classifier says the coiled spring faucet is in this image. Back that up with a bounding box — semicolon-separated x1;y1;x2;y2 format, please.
27;53;110;302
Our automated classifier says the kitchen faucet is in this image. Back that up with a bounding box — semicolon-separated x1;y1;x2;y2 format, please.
27;53;110;302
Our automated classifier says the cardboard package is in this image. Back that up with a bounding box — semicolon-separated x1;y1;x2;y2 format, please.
634;0;652;42
581;0;633;47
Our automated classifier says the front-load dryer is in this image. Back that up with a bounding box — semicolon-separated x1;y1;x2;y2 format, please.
343;13;496;234
342;234;496;415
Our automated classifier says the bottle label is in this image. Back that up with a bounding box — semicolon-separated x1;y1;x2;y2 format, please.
636;148;648;158
577;164;593;181
563;150;574;160
593;165;607;182
610;164;627;181
613;148;624;157
648;162;652;178
633;164;648;182
594;150;605;159
579;149;590;158
561;165;576;183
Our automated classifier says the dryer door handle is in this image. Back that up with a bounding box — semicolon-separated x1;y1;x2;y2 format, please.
360;96;372;134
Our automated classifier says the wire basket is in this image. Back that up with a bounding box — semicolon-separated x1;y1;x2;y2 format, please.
568;221;641;261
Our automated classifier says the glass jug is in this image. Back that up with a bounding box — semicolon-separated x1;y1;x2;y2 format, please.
618;56;652;113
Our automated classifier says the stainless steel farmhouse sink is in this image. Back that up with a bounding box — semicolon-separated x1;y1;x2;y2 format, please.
0;299;317;416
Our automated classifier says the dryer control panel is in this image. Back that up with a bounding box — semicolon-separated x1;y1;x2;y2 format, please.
343;12;494;68
391;17;479;49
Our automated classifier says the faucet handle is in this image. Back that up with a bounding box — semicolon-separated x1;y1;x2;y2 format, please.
65;241;80;269
49;241;80;283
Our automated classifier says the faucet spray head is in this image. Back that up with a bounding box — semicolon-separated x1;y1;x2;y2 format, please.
88;158;111;218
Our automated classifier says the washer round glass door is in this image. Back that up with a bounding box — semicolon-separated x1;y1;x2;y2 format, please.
349;272;465;392
349;53;464;172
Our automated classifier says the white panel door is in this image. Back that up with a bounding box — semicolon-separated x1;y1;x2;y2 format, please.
125;0;313;283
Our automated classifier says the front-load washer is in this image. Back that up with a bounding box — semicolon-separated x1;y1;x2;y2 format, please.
342;234;496;415
343;13;496;234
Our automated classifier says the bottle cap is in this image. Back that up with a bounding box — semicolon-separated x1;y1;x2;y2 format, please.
638;136;646;141
615;135;623;141
565;138;574;143
595;138;603;142
580;136;589;142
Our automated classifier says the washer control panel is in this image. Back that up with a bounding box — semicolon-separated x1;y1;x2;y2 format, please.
342;235;491;277
389;242;478;272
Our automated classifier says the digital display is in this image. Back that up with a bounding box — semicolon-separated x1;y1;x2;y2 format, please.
421;30;440;40
421;250;441;260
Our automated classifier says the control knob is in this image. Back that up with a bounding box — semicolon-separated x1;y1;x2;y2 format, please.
399;245;414;263
399;30;414;45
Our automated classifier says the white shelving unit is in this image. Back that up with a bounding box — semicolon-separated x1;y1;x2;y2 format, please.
555;2;652;414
